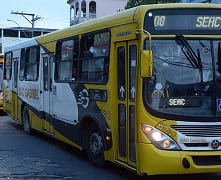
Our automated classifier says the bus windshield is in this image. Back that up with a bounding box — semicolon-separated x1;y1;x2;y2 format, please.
143;39;221;120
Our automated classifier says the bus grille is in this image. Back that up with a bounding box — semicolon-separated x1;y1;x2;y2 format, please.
170;125;221;137
192;156;221;166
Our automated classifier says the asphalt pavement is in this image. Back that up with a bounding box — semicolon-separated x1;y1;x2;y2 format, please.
0;115;221;180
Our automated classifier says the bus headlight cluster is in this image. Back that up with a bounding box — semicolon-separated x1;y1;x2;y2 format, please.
142;124;180;150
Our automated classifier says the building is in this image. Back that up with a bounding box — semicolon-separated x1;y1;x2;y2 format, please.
181;0;220;3
67;0;128;26
0;27;57;53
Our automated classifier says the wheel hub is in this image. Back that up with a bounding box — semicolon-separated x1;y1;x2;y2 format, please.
89;133;103;155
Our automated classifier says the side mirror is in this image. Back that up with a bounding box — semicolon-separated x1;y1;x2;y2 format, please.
141;50;153;77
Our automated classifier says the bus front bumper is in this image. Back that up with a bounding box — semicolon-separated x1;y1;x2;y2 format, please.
138;143;221;175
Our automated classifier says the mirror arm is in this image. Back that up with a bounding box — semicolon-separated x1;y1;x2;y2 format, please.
136;29;152;51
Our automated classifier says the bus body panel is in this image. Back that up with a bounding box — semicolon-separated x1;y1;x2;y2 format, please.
3;3;221;176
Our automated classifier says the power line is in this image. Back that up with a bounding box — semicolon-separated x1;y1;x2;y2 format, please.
11;11;41;37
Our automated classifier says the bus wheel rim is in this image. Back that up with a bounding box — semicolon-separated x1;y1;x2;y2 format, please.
89;133;103;156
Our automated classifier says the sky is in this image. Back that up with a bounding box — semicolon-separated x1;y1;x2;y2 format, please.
0;0;70;30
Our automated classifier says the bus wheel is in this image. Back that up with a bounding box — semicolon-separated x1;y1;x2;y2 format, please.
23;106;31;134
86;125;105;167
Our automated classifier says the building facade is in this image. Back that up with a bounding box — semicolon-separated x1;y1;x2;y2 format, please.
67;0;128;26
0;27;56;53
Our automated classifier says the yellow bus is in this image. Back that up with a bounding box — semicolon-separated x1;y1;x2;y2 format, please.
3;3;221;175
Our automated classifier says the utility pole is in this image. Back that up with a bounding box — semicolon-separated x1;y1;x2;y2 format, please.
11;11;41;37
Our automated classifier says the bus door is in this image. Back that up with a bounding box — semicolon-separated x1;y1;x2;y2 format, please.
12;57;19;119
42;53;54;134
116;40;137;168
4;52;13;116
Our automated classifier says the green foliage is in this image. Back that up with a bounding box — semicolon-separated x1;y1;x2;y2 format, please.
125;0;180;9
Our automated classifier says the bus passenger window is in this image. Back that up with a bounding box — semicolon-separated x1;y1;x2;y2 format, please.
72;60;78;81
55;37;79;82
19;48;26;81
80;31;110;84
3;52;12;80
24;46;40;81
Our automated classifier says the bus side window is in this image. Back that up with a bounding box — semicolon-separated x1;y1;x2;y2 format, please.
19;48;26;81
24;46;40;81
79;31;110;84
55;37;79;82
3;52;12;80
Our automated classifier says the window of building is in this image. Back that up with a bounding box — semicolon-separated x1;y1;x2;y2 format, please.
3;52;12;80
21;46;40;81
71;5;75;19
34;31;41;37
76;2;79;18
3;29;18;37
20;31;32;38
79;31;110;84
81;1;86;18
43;32;50;35
55;38;79;81
89;1;96;18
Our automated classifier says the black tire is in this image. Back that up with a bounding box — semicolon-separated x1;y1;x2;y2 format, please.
86;124;105;167
22;106;31;134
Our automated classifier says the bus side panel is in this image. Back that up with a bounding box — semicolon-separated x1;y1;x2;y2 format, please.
12;91;19;120
2;81;12;116
30;110;42;132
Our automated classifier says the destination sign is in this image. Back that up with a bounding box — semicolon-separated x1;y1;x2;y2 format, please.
154;15;221;30
144;9;221;34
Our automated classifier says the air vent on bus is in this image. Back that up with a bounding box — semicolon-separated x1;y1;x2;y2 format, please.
171;125;221;137
192;156;221;166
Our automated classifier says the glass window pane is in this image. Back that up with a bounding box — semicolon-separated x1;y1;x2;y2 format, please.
80;31;110;84
117;46;125;100
25;46;39;81
118;104;126;157
129;45;137;101
19;48;25;80
55;38;79;81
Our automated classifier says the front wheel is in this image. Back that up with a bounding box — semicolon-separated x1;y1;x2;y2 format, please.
86;125;105;167
22;106;32;134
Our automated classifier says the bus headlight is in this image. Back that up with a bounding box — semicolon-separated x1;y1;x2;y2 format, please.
141;124;180;150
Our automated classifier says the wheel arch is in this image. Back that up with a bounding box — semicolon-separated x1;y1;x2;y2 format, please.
80;115;102;150
79;114;112;151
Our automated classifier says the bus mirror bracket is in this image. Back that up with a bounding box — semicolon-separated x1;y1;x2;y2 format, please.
137;29;153;77
141;50;153;77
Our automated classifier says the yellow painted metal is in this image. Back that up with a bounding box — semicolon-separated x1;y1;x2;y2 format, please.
30;111;42;132
137;143;221;175
140;50;153;77
137;143;181;175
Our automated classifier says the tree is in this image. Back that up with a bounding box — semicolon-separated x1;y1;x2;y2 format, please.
125;0;180;9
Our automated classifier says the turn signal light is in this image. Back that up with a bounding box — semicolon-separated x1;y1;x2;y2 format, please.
106;136;111;141
142;125;153;133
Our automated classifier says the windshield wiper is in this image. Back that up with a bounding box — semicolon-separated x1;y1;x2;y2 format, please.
175;35;204;84
175;35;200;68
